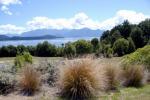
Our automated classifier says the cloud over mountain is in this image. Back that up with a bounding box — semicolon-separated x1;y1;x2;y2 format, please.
0;10;149;34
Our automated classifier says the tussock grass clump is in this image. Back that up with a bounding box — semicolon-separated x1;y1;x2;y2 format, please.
122;65;145;87
60;59;99;100
102;64;121;91
19;64;40;95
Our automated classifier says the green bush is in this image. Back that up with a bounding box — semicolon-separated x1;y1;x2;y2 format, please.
64;43;76;58
122;45;150;70
113;38;129;56
14;52;33;69
74;40;93;55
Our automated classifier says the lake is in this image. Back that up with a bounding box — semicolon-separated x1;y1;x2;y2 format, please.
0;37;98;47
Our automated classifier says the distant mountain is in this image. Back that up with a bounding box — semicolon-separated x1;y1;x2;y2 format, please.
0;35;10;40
1;28;103;41
21;28;103;37
0;35;60;41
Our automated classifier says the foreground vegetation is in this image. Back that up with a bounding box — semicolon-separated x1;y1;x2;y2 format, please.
0;52;149;100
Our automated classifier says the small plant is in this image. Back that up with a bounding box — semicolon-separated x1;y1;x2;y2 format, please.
122;65;145;87
59;59;99;100
19;64;40;95
14;52;33;70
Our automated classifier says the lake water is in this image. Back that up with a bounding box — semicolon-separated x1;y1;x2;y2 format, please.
0;37;98;47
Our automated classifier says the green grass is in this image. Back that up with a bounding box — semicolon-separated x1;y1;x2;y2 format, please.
0;57;63;65
100;85;150;100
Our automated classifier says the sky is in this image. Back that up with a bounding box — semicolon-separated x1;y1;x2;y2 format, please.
0;0;150;34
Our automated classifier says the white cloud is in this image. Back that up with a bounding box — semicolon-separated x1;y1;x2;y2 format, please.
27;10;150;31
0;0;21;5
0;24;25;34
26;12;100;30
1;5;12;15
0;0;22;15
0;10;149;34
99;10;150;30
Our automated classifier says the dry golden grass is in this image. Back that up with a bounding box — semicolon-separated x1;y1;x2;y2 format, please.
122;64;145;87
19;64;41;96
102;64;121;91
59;58;100;100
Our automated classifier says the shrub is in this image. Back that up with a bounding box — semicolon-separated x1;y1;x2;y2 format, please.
36;41;57;57
122;45;150;70
60;59;99;100
75;40;93;55
14;52;33;69
113;38;129;56
122;65;145;87
19;64;40;95
91;38;99;52
22;52;33;64
14;55;25;69
64;43;76;58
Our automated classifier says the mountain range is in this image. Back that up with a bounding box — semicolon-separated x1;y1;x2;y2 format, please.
0;28;103;41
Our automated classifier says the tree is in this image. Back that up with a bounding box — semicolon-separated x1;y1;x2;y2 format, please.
139;19;150;43
91;38;99;52
27;46;36;56
110;30;122;44
0;46;9;57
17;45;28;54
36;41;57;57
113;38;129;56
127;37;135;53
64;43;76;58
75;40;93;55
131;27;145;48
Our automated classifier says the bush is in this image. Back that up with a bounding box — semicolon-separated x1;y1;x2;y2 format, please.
14;52;33;69
22;52;33;64
75;40;93;55
36;41;57;57
60;59;99;100
19;64;40;95
113;38;129;56
122;65;145;87
91;38;99;52
122;45;150;70
64;43;76;58
14;55;25;69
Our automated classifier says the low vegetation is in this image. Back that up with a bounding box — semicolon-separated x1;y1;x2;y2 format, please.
122;64;146;87
122;45;150;70
19;64;41;95
59;59;99;100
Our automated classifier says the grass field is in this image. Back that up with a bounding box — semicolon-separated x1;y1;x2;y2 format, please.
0;57;149;100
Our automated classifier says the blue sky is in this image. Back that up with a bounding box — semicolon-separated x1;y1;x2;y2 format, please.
0;0;150;34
